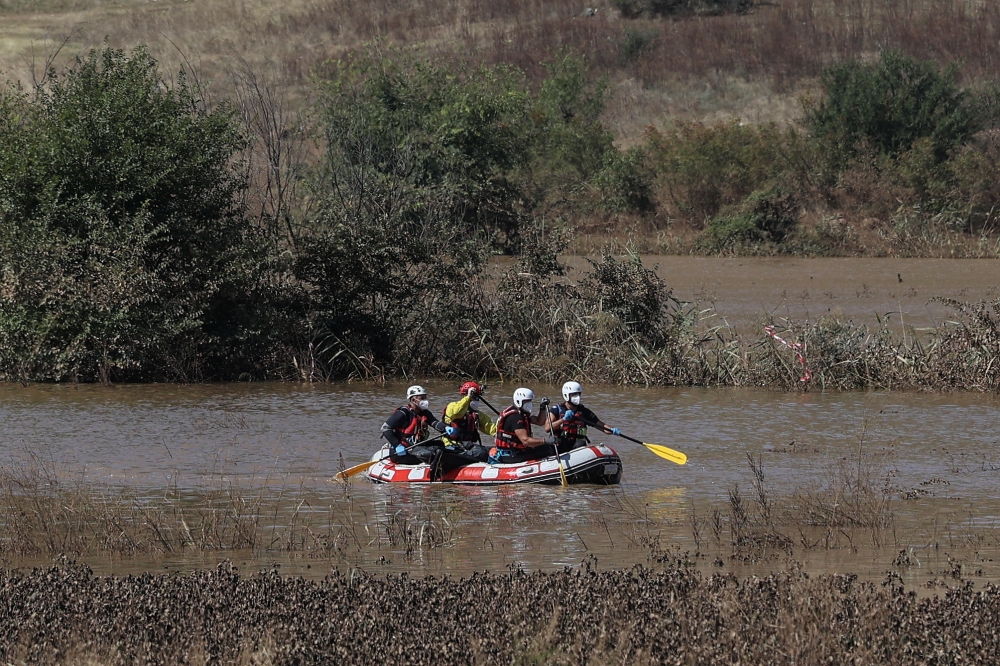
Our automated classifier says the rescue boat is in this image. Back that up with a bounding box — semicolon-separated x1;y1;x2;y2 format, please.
364;444;623;485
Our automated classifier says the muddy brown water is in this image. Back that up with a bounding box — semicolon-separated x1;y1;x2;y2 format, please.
3;380;1000;585
562;256;1000;332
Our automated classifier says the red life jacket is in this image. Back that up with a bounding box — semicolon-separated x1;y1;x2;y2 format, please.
495;405;530;450
394;406;428;445
554;403;587;442
443;406;480;443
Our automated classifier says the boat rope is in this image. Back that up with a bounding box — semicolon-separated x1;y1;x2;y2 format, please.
764;325;812;382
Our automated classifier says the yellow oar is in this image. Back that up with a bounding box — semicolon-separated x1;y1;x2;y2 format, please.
333;434;446;482
583;419;687;465
639;442;687;466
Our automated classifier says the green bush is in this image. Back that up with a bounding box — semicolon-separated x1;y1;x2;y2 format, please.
646;121;808;224
806;51;979;165
595;147;656;214
0;46;260;383
704;188;799;249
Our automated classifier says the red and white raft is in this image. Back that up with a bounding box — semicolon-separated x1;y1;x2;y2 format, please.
365;444;623;485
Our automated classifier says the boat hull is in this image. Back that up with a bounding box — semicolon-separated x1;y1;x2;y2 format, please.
364;444;623;485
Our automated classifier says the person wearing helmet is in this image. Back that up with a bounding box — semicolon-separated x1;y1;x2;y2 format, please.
490;388;559;464
440;381;496;464
545;380;621;452
380;385;449;477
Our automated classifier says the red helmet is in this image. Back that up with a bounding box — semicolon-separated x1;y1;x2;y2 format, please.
459;381;481;395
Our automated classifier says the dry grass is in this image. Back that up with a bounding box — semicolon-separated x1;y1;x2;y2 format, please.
2;0;998;141
0;452;459;561
1;558;1000;664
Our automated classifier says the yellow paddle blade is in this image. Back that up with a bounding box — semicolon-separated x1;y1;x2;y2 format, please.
642;443;687;465
333;459;378;482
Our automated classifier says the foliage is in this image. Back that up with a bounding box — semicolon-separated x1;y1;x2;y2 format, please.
645;121;809;225
703;187;799;250
0;45;260;383
595;147;656;214
806;51;979;165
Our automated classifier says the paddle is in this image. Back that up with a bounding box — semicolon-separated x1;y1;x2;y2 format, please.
333;433;446;481
543;397;569;487
582;418;687;465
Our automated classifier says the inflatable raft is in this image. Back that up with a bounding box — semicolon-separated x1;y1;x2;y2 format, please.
365;444;623;485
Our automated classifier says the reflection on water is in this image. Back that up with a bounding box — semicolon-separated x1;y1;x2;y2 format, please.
2;381;1000;584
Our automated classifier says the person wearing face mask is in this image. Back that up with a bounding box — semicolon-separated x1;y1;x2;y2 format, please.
546;381;621;452
440;381;496;464
490;388;559;464
381;385;448;477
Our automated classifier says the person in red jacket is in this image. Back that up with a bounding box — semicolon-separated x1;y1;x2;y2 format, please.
545;380;621;452
490;387;558;464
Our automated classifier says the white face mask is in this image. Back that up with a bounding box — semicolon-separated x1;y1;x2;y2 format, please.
520;401;533;413
470;400;481;411
417;399;429;411
570;394;582;405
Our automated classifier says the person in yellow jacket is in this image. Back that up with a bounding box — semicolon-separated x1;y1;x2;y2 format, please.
440;381;496;464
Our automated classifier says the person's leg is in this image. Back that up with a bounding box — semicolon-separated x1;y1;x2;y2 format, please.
462;444;490;463
389;452;425;465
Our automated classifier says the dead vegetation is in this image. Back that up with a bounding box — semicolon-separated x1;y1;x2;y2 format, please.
1;559;999;664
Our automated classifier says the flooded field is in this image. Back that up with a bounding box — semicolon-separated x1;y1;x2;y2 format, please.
2;380;1000;587
564;256;1000;332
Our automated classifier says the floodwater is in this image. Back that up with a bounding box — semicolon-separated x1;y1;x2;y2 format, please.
3;380;1000;584
563;256;1000;332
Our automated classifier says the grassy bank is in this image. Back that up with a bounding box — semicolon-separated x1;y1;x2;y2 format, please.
2;560;999;664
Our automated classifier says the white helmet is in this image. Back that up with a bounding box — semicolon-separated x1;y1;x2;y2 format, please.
513;387;534;409
562;381;583;402
406;385;427;400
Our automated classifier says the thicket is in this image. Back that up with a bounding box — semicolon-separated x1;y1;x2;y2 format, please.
3;45;1000;386
644;51;1000;253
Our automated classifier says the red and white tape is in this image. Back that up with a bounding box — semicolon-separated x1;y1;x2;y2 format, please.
764;325;812;382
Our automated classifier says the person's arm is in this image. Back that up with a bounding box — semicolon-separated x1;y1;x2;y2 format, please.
380;410;407;447
544;406;562;433
445;395;472;424
477;412;497;436
514;427;549;448
423;408;448;433
528;400;549;427
583;407;620;436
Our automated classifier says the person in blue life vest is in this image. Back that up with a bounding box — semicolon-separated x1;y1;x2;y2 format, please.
439;381;496;465
545;381;621;452
490;388;559;464
380;385;449;478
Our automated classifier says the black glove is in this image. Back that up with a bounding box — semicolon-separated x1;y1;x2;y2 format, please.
540;397;550;408
433;421;447;434
544;435;558;446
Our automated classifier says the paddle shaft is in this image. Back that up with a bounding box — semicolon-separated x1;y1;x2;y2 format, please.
581;418;687;465
544;398;569;487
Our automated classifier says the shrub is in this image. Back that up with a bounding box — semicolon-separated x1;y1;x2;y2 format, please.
806;52;979;165
612;0;753;19
0;46;259;383
595;147;656;214
645;121;806;225
704;188;799;249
